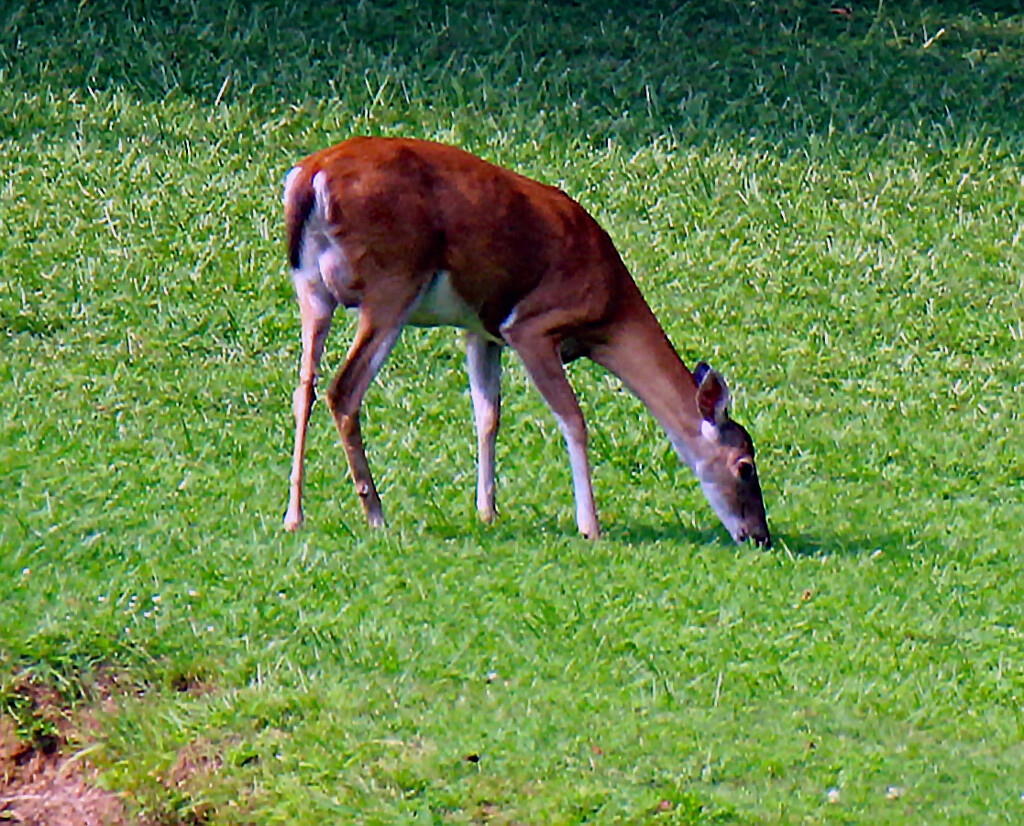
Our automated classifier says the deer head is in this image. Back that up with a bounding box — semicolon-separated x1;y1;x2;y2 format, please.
692;362;771;547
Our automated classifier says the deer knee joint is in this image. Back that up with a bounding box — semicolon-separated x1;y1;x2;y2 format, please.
293;381;316;419
337;411;360;441
477;407;499;438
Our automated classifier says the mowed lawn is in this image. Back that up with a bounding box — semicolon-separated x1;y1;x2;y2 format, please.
2;1;1022;822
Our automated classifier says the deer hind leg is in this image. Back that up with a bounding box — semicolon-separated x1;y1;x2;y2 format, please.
285;282;336;531
326;281;425;527
502;325;600;539
465;332;502;523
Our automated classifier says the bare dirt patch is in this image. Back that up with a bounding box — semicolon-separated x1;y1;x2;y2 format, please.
1;672;232;825
0;679;127;825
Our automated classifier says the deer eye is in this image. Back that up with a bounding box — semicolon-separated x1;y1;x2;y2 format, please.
737;462;755;482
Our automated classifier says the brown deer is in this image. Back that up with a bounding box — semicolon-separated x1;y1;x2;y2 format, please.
282;137;770;546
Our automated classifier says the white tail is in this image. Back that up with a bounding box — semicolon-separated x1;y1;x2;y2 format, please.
282;137;770;546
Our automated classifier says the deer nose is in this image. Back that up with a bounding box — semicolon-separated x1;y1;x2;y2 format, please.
735;528;771;549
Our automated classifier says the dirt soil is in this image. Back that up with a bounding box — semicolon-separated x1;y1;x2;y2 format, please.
0;681;127;826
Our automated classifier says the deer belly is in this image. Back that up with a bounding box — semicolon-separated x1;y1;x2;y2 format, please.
408;271;501;342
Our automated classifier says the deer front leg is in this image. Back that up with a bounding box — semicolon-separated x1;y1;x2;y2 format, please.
284;286;335;531
504;328;600;539
326;311;404;528
466;333;502;522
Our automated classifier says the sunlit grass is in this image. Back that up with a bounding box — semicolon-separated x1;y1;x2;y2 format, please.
1;0;1023;822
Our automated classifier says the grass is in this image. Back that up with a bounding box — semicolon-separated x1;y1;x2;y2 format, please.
2;0;1023;822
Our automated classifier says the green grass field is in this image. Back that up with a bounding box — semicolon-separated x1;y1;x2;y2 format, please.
2;1;1023;822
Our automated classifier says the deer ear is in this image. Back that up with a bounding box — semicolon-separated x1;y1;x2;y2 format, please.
692;361;711;387
695;367;731;425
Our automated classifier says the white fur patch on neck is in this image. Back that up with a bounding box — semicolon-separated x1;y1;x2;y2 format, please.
700;419;719;443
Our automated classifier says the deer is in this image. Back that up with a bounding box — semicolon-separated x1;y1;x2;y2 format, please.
281;136;770;547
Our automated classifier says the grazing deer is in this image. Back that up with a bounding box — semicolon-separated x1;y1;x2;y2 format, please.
282;137;770;546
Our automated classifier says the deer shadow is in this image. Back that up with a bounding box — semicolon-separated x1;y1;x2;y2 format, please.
418;512;923;561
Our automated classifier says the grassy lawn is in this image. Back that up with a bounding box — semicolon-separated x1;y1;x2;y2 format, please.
2;0;1023;822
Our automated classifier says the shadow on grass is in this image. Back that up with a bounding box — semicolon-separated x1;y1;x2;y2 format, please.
3;1;1023;148
0;309;67;338
601;521;724;547
771;528;930;559
413;513;715;547
418;517;930;560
